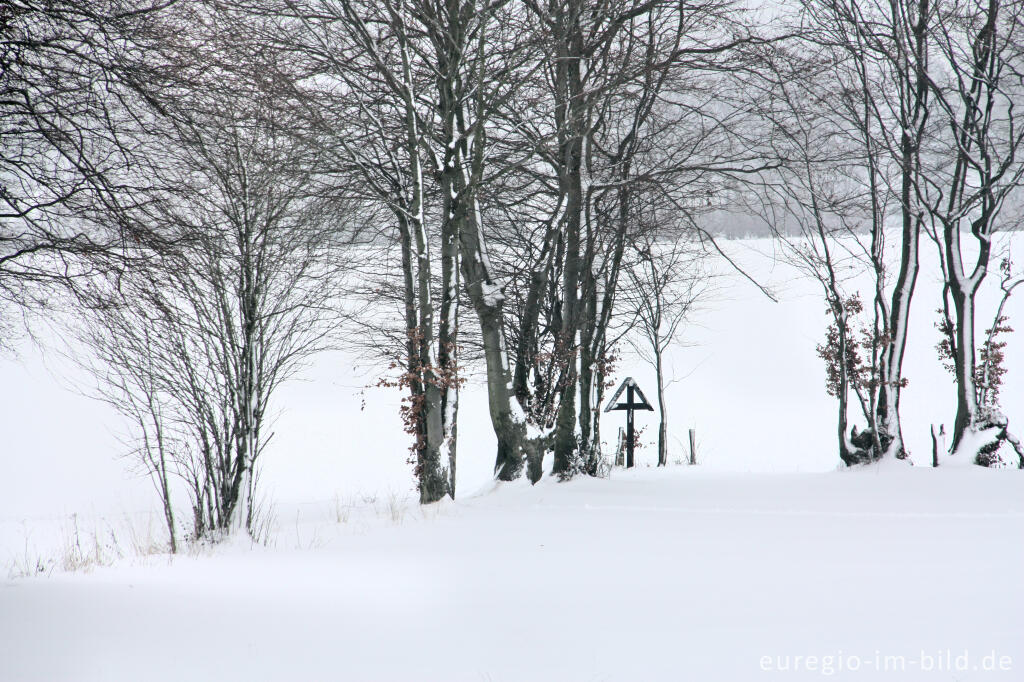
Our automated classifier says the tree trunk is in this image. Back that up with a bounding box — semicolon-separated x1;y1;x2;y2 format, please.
402;21;449;504
409;192;447;504
512;210;563;408
943;214;988;455
459;202;526;480
576;263;597;469
834;309;869;466
949;279;980;454
656;349;667;467
550;0;586;477
874;0;929;460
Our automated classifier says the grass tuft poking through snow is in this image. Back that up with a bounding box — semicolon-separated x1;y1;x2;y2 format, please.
5;511;169;580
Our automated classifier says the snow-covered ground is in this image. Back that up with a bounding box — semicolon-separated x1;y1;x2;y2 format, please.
1;235;1022;680
2;466;1022;681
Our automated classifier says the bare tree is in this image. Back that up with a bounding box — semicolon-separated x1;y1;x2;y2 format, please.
623;224;710;467
75;3;351;538
80;313;180;551
917;0;1024;466
744;0;932;465
276;0;492;502
278;0;549;494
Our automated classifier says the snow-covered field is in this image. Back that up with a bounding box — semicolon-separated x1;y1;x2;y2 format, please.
2;467;1022;681
1;235;1022;681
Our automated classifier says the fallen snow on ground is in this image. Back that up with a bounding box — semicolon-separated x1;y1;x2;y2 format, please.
3;464;1021;682
2;235;1022;680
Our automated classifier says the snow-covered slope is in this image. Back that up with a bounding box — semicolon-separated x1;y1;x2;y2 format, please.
2;466;1021;681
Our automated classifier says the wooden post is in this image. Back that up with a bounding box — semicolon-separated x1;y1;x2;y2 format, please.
626;385;635;468
931;425;939;468
688;428;697;465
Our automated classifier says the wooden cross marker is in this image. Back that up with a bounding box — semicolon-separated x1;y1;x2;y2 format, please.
604;377;654;468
